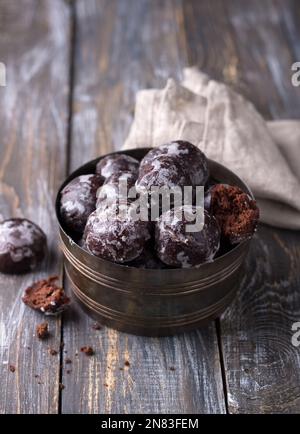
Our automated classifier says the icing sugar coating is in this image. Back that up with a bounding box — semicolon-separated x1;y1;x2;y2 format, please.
155;206;220;268
140;141;209;186
96;154;140;179
84;205;151;263
96;171;138;208
0;218;47;274
136;155;192;193
60;174;103;233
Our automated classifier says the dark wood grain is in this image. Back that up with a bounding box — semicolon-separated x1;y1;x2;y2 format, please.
221;228;300;413
0;0;70;414
224;0;300;119
280;0;300;60
183;0;300;119
183;0;242;87
61;0;226;414
220;0;300;414
183;0;300;413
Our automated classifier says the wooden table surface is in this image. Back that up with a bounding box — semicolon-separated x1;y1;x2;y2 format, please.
1;0;300;414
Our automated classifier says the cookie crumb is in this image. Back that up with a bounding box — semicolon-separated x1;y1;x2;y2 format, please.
9;365;15;373
124;360;130;367
65;358;72;364
49;348;58;356
59;383;65;390
36;322;49;339
80;346;94;356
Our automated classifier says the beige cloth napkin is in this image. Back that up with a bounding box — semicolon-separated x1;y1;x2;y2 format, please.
123;67;300;229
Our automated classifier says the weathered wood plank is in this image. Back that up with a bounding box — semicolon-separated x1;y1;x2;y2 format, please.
280;0;300;60
61;0;226;414
221;228;300;413
182;0;242;87
225;0;300;119
221;0;300;414
0;0;70;414
183;0;300;118
183;0;300;413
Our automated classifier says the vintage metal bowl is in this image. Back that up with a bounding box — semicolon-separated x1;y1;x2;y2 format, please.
55;148;253;336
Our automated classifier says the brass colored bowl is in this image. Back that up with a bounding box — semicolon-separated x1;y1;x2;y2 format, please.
56;148;253;336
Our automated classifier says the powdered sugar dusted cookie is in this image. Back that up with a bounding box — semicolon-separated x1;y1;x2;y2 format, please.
96;171;138;209
0;218;47;274
136;155;192;193
140;141;209;186
96;154;140;179
60;174;103;233
155;206;220;268
84;205;151;263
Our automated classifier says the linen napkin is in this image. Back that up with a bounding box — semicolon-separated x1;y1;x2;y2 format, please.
123;67;300;229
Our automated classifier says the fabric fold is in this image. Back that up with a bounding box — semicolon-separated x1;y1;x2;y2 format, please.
123;67;300;229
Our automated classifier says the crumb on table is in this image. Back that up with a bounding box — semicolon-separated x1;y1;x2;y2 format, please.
80;346;94;356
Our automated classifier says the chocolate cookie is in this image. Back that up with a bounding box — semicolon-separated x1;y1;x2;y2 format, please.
136;155;192;193
140;141;209;186
128;242;167;269
60;174;103;234
96;171;138;208
0;218;47;274
155;206;220;268
96;154;140;179
84;205;151;263
206;184;259;244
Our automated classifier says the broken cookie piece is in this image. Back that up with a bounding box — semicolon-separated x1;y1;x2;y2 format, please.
207;184;259;244
22;276;70;315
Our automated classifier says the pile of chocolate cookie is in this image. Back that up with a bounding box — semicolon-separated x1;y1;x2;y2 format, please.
59;141;259;269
